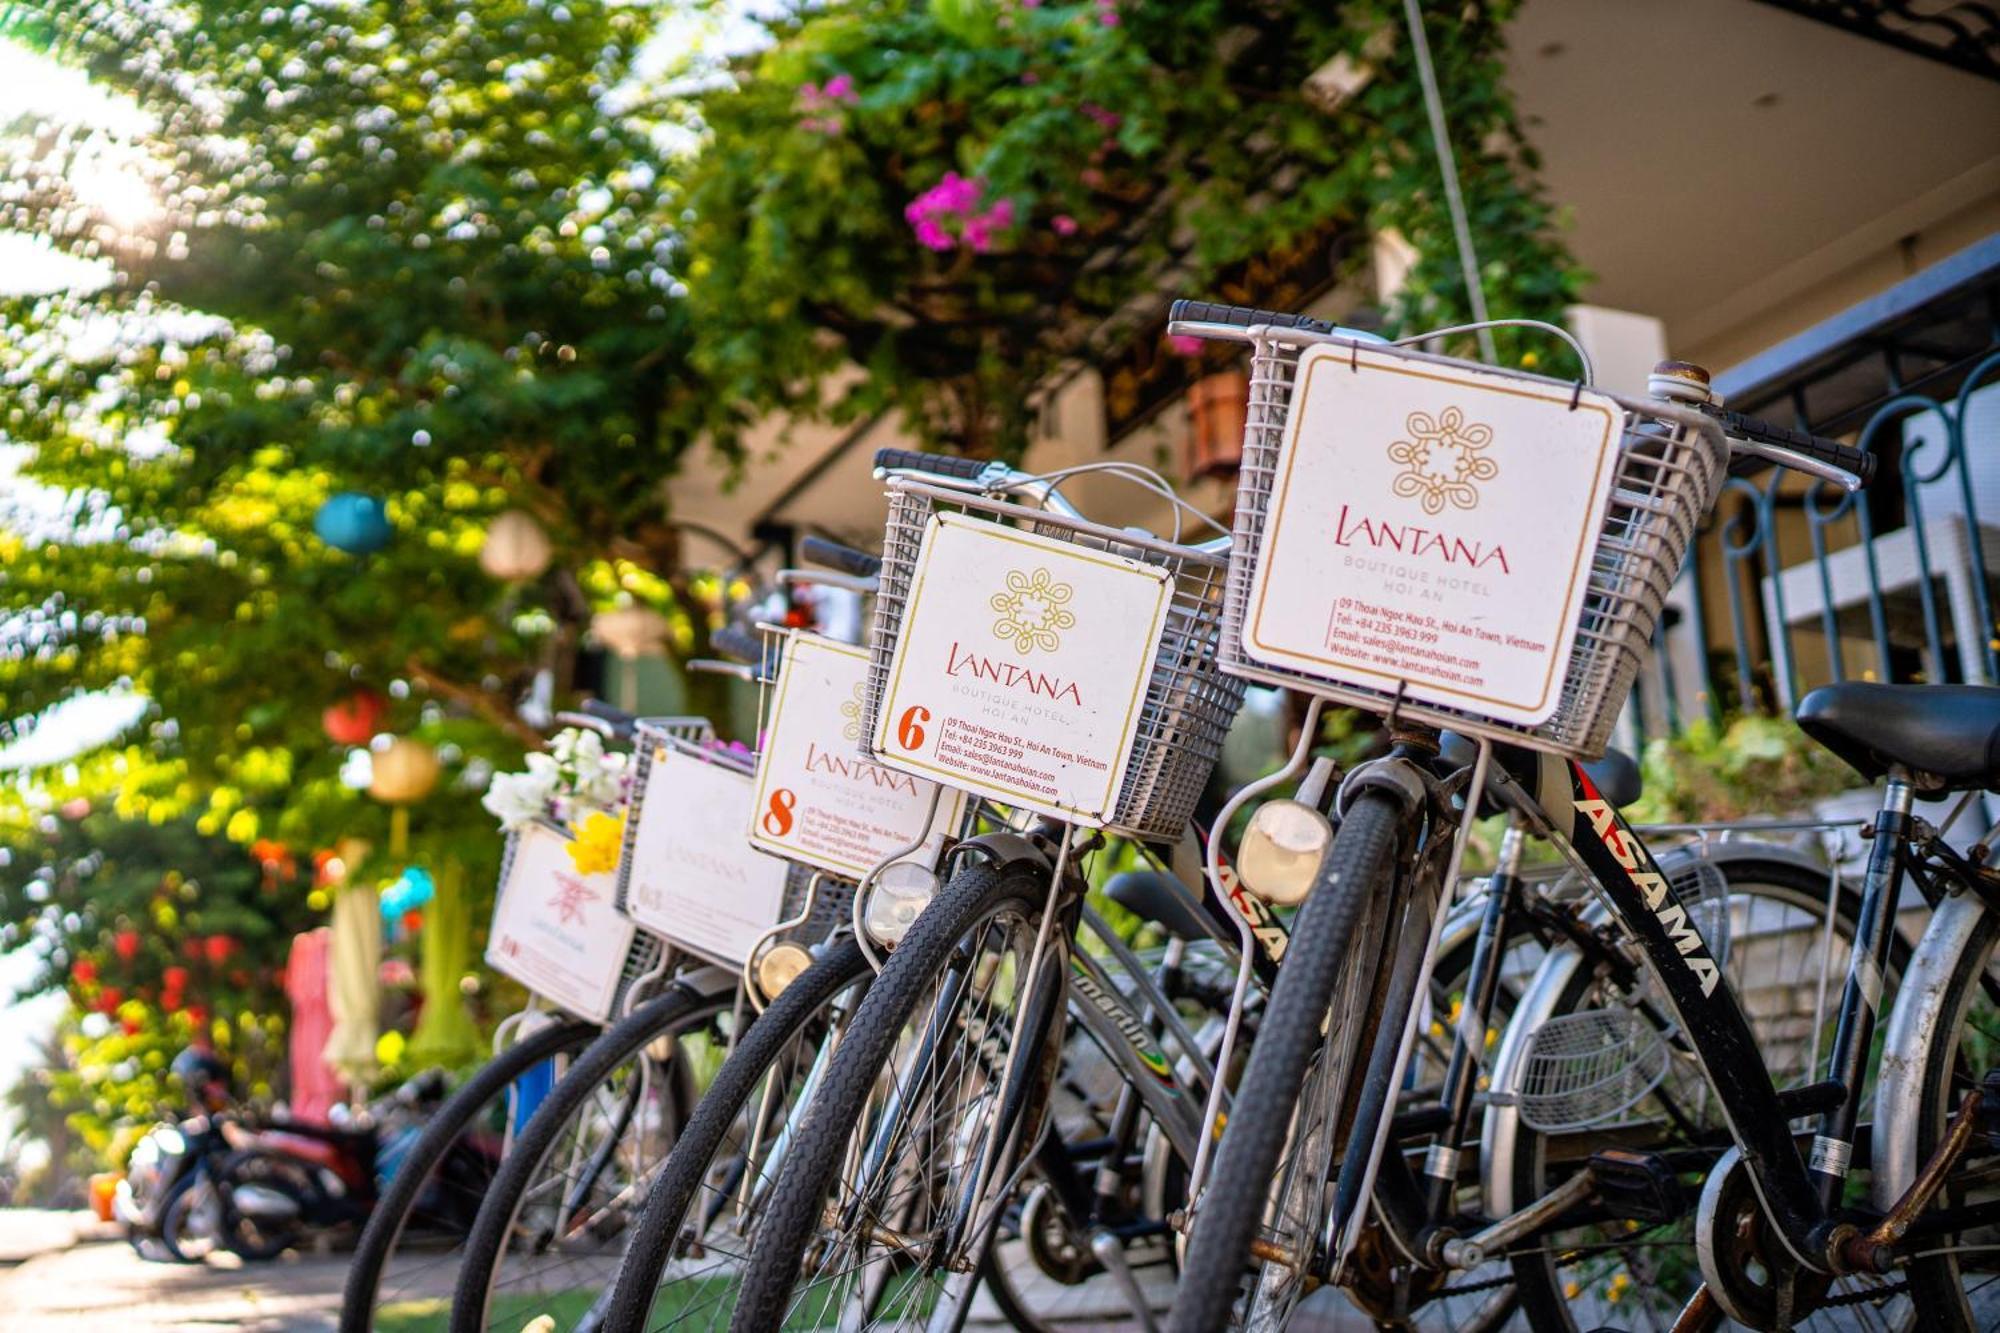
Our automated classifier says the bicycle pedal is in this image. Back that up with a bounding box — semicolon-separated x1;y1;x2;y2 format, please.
1586;1148;1683;1225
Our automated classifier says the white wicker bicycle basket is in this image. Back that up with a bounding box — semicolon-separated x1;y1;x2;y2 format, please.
860;478;1246;841
1223;328;1728;762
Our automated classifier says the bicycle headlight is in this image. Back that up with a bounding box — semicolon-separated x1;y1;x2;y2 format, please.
755;941;815;1001
863;861;940;948
1237;799;1333;906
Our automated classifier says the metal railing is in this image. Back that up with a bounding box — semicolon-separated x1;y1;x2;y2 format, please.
1629;341;2000;736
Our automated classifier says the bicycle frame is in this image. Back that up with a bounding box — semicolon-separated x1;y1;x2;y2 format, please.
1485;753;1896;1274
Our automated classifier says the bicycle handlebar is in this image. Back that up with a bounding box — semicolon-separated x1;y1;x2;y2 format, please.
799;534;883;578
709;625;770;667
872;448;990;481
1702;402;1875;491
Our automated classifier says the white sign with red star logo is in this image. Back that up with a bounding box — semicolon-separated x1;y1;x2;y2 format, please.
485;821;637;1023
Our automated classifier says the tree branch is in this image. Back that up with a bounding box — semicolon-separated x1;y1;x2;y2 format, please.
404;658;546;749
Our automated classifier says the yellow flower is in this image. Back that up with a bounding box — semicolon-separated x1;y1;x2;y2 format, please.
567;810;627;876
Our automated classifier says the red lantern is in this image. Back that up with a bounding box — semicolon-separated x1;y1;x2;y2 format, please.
120;1018;142;1037
72;958;98;986
401;909;424;934
163;966;190;992
96;987;123;1014
113;930;140;963
204;935;236;965
322;688;388;746
187;1005;209;1029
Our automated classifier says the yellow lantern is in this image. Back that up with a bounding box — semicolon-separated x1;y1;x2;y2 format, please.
478;510;554;582
369;740;439;858
369;738;440;804
591;604;671;660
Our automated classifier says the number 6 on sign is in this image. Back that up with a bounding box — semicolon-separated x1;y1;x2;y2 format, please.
869;512;1172;827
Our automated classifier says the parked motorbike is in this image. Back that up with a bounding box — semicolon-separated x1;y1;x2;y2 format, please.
117;1069;464;1262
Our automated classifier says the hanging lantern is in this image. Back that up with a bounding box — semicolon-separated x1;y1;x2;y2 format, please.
368;738;440;805
322;688;388;745
591;604;671;660
478;510;554;581
314;494;393;555
1184;370;1250;482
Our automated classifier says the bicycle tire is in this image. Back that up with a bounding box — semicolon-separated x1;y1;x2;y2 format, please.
1169;787;1407;1333
599;935;873;1333
340;1015;599;1333
1905;898;2000;1326
450;982;725;1333
726;859;1050;1333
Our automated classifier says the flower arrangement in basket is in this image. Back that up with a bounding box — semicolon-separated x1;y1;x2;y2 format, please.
482;727;633;874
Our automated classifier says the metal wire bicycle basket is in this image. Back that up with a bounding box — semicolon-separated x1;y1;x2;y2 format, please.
611;716;734;917
1515;1004;1672;1133
860;478;1247;841
1222;328;1729;761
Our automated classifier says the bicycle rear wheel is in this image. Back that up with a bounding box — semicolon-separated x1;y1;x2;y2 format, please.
1170;786;1411;1333
449;983;722;1333
598;936;873;1333
1904;901;2000;1327
1502;860;1904;1331
340;1015;598;1332
726;859;1058;1333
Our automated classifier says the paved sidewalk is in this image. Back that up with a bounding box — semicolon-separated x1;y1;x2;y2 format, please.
0;1238;352;1332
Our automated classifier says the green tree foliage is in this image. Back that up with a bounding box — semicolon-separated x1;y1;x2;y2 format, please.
0;806;313;1165
0;0;719;842
680;0;1582;455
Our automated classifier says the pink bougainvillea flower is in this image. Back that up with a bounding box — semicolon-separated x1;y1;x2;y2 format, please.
907;172;1016;252
1081;103;1122;131
1168;334;1205;357
911;216;954;251
1052;214;1079;236
822;73;858;103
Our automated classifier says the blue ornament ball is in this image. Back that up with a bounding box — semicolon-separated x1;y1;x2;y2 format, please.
314;493;393;554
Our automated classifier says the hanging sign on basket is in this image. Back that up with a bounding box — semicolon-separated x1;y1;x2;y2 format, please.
1241;344;1623;727
751;633;967;877
872;512;1173;826
485;821;637;1024
623;746;791;966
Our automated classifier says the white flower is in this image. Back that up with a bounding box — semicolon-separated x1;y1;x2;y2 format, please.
549;727;603;768
569;747;628;812
482;765;558;830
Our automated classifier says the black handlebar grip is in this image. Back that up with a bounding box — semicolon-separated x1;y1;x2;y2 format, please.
579;698;639;741
1701;403;1876;487
1168;298;1333;335
709;625;770;667
800;534;883;578
872;447;990;481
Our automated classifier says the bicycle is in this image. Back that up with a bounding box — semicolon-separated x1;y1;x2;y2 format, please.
1159;300;1907;1332
342;709;719;1333
707;428;1883;1332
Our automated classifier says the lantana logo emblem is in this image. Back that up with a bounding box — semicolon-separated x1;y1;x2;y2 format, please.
1388;406;1497;514
990;568;1076;655
839;680;865;741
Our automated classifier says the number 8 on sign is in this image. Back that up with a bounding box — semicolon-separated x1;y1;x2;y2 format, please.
897;705;930;752
762;788;796;837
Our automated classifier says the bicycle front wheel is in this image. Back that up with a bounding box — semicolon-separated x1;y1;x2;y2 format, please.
340;1015;599;1332
1170;786;1411;1333
727;858;1058;1333
449;982;724;1333
599;935;874;1333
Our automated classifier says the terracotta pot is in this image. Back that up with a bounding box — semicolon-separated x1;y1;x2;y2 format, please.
1185;370;1250;481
